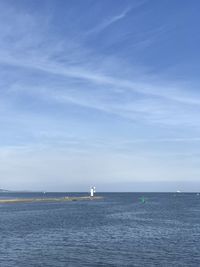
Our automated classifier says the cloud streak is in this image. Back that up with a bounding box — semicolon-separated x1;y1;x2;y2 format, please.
87;7;131;34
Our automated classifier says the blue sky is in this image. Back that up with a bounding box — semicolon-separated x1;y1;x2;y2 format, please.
1;0;200;191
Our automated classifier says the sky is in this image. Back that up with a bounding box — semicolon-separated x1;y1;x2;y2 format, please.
1;0;200;192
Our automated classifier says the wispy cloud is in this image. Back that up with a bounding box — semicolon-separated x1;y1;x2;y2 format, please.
87;8;131;34
0;0;199;124
2;52;200;128
1;49;200;102
86;0;148;35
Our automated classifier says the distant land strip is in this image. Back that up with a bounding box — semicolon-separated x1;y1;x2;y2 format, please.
0;196;103;204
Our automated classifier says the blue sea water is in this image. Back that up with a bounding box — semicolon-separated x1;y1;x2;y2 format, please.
0;192;200;267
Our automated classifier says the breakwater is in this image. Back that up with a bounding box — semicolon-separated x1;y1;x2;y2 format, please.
0;196;103;204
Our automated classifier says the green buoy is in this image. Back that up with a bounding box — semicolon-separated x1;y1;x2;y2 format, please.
139;196;146;203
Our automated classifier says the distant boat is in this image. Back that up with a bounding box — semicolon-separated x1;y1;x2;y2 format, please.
176;190;181;193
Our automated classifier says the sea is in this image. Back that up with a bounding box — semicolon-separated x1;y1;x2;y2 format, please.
0;192;200;267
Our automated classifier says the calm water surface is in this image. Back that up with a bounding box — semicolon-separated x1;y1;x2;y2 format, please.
0;192;200;266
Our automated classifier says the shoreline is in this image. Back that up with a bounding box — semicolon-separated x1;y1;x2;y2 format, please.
0;196;103;204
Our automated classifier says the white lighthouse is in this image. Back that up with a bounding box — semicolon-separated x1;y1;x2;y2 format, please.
90;186;96;197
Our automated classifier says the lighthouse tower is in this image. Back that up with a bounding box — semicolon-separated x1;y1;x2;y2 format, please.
90;186;96;197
